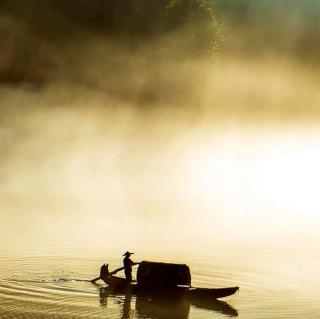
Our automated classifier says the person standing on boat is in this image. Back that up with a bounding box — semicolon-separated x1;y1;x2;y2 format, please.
123;251;139;282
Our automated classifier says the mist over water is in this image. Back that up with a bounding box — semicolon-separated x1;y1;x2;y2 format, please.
1;1;320;318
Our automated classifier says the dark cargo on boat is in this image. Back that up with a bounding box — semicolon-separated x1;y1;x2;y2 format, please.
137;261;191;288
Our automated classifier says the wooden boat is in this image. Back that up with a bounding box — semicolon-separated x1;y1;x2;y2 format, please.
92;262;239;299
104;274;239;298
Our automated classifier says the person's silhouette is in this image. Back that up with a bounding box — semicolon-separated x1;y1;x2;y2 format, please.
123;251;139;282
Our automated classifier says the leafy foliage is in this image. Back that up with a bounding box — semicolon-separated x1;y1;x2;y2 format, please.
1;0;220;57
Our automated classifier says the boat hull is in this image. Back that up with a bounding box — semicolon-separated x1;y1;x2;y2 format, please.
101;275;239;299
187;286;239;299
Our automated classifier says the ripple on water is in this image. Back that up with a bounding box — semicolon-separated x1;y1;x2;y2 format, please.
0;257;110;318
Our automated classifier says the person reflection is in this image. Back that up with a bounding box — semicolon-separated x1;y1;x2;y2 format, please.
121;291;132;319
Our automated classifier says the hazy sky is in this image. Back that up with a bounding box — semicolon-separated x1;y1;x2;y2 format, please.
0;2;320;259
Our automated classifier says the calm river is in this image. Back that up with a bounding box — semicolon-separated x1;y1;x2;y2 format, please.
1;203;320;318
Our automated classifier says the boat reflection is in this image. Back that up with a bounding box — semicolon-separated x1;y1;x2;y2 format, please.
191;297;238;317
99;286;238;318
135;294;190;319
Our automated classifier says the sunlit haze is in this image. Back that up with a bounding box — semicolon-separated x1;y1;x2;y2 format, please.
1;1;320;318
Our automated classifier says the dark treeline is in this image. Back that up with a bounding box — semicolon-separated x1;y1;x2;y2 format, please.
2;0;319;97
0;0;219;86
1;0;216;38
